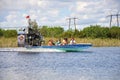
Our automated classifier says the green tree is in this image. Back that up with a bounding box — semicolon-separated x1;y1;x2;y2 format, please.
80;25;109;38
38;25;120;39
73;29;80;37
39;26;48;37
0;29;3;37
100;27;109;38
3;30;17;38
109;26;120;39
61;30;74;38
32;20;38;30
79;30;85;38
39;26;64;37
48;27;64;37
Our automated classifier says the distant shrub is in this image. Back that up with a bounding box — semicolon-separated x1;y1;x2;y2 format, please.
79;25;120;39
109;26;120;39
39;26;64;37
3;30;17;38
0;29;3;37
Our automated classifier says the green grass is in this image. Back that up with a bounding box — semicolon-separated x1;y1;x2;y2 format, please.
0;37;120;47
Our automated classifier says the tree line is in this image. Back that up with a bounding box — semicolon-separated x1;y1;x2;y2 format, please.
0;25;120;39
79;25;120;39
0;29;17;38
39;25;120;39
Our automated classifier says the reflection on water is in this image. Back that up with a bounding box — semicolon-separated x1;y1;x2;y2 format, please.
0;47;120;80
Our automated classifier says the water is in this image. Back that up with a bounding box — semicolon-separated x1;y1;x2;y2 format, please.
0;47;120;80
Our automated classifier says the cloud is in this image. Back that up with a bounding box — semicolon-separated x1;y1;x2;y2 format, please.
0;0;120;29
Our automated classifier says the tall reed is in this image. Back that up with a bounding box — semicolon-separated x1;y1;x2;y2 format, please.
0;37;120;47
0;37;17;47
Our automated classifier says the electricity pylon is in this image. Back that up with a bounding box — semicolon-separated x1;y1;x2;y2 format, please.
107;11;120;27
66;17;79;30
116;11;120;27
72;17;79;30
66;18;71;30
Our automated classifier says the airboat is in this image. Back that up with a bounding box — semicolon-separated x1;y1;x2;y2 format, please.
17;16;92;52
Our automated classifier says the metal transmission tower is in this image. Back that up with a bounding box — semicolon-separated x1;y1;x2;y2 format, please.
72;17;79;30
107;11;120;27
66;18;71;30
66;17;79;30
116;11;120;27
107;15;112;27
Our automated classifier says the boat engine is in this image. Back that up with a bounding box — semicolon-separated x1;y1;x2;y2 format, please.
25;27;43;46
18;17;44;47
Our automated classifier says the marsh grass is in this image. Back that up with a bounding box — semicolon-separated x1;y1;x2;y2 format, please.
75;38;120;47
0;37;120;47
0;37;17;47
45;38;120;47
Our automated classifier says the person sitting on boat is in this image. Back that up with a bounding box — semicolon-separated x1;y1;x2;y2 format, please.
48;39;55;46
62;38;68;45
70;37;76;44
55;39;61;46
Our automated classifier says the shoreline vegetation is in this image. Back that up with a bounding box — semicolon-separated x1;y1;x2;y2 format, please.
0;37;120;47
0;25;120;47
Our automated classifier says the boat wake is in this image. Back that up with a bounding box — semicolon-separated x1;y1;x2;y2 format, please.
0;47;64;52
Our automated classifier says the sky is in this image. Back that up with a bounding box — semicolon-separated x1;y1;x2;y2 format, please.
0;0;120;30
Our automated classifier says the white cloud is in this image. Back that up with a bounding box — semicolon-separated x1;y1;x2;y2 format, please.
0;0;120;29
76;1;88;12
29;0;37;6
99;18;107;23
50;10;59;16
83;15;88;19
41;17;48;21
6;14;16;22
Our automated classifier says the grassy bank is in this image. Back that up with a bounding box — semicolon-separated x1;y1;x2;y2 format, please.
0;37;17;47
0;37;120;47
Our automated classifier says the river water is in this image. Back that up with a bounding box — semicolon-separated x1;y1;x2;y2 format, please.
0;47;120;80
